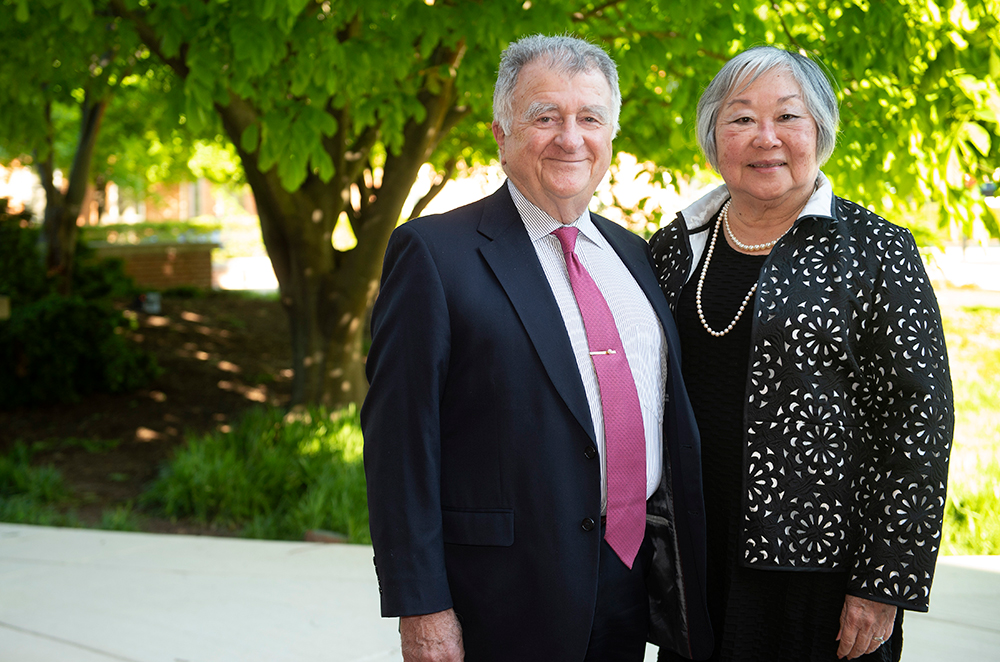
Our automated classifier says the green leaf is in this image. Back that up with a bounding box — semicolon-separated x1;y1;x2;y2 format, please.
288;0;312;20
260;0;278;21
946;146;964;189
312;148;335;183
241;123;260;153
962;122;991;156
277;148;308;192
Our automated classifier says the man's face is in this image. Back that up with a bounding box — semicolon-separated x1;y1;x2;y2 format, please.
492;60;615;223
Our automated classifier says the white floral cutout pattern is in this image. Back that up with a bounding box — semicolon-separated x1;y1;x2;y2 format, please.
650;197;954;610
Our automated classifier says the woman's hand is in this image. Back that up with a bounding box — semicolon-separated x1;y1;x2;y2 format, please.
836;595;896;659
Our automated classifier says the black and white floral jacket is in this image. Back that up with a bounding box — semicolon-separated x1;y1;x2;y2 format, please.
649;173;954;611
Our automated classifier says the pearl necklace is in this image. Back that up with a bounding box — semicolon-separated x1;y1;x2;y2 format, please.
723;207;788;252
696;200;758;338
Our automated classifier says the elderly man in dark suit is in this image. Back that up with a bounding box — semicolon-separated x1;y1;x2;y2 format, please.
362;34;713;662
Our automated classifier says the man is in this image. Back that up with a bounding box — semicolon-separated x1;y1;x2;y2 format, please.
362;35;712;661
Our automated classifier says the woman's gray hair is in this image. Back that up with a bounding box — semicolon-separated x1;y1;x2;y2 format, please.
493;35;621;137
696;46;840;169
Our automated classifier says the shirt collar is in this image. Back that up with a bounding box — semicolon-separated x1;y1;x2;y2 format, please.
678;170;835;231
507;180;604;249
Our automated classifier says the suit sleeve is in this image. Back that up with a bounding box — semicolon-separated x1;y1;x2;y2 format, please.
848;227;955;611
361;223;454;617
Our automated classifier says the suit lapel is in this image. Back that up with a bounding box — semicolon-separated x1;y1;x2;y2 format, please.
478;187;596;442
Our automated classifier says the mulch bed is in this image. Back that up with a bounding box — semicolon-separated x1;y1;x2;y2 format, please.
0;292;293;534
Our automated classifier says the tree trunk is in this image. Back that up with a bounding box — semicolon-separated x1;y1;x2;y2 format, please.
214;76;465;407
94;176;108;222
39;94;108;295
245;173;403;409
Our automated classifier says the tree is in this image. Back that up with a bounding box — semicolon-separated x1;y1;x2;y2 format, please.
573;0;1000;238
86;66;206;220
5;0;997;406
0;3;163;294
104;0;550;407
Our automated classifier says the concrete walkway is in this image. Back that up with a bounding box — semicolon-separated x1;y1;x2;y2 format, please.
1;523;997;662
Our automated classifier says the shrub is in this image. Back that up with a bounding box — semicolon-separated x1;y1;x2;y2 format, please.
0;207;49;308
143;405;370;543
0;441;79;527
80;219;221;246
0;294;160;406
72;242;140;301
0;207;157;407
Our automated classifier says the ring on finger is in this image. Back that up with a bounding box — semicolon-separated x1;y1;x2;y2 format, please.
873;635;884;644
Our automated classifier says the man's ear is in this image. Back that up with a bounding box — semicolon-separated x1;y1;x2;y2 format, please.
491;121;506;165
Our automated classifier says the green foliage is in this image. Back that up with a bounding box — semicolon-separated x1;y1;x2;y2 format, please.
0;440;138;529
0;2;136;160
0;209;159;407
0;441;79;526
99;502;142;532
72;244;141;301
80;219;222;246
942;305;1000;415
0;0;222;209
575;0;1000;238
0;294;161;407
29;437;121;454
64;0;993;240
940;304;1000;555
5;0;998;406
943;457;1000;555
144;405;370;543
0;207;49;307
160;285;206;299
0;442;69;502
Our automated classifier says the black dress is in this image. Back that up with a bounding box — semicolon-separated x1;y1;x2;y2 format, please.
659;214;903;662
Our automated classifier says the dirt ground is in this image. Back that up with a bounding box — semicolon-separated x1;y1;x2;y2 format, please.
0;291;294;535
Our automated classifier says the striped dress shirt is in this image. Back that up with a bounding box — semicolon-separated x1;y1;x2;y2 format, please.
508;181;667;512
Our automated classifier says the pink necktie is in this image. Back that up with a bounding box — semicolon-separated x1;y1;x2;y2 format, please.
553;226;646;569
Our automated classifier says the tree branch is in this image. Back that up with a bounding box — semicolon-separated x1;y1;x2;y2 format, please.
358;169;374;213
771;2;806;53
64;90;109;208
36;102;59;204
570;0;626;21
107;0;190;77
408;158;455;220
215;91;262;166
346;125;379;173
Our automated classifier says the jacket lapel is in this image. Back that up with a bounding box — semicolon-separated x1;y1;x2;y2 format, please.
478;186;596;442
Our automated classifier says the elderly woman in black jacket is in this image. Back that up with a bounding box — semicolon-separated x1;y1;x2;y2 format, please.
650;46;954;662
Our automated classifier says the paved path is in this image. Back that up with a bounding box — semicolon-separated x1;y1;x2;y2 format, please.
1;524;997;661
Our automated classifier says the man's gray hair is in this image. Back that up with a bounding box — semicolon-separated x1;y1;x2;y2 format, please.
493;34;621;137
696;46;840;169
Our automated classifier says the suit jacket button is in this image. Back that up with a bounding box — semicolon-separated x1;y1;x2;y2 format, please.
581;517;596;532
584;445;597;459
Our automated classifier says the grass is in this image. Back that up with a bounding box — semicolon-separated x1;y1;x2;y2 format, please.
28;437;121;454
940;305;1000;555
1;441;146;532
943;458;1000;555
142;404;369;543
99;502;143;532
0;442;80;527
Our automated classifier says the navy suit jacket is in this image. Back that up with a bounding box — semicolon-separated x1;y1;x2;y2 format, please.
362;184;712;661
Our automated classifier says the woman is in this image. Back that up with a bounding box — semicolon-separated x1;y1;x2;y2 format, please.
650;46;954;662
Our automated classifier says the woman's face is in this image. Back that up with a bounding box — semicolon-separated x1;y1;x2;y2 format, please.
714;68;820;210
